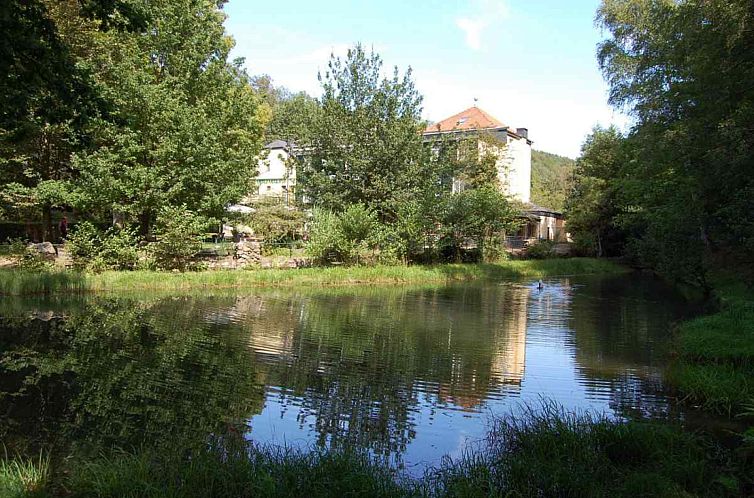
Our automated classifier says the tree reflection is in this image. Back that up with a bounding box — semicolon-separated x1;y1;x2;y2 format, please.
0;296;265;458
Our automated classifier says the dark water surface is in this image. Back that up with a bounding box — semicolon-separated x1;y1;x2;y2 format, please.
0;274;697;473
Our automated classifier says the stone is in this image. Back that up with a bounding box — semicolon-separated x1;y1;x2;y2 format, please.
26;242;57;260
234;241;262;268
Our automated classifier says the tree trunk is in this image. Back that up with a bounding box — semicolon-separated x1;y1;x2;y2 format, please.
43;205;53;242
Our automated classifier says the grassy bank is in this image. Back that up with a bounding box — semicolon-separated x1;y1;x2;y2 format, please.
1;406;743;497
669;278;754;416
0;258;626;296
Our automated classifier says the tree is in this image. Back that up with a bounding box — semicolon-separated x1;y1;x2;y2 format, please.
531;150;575;211
301;44;426;220
565;126;628;258
441;186;521;262
71;0;268;234
0;0;104;239
596;0;754;287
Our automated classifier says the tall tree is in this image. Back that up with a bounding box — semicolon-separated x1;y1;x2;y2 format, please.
73;0;268;233
301;44;426;220
593;0;754;287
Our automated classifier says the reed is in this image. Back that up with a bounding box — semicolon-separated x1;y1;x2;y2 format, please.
0;452;50;498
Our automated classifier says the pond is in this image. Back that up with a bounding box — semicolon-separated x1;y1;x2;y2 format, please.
0;273;697;474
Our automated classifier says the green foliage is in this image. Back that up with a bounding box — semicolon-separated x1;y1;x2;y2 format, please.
440;187;521;262
17;252;56;273
588;0;754;288
531;150;575;211
454;133;506;189
66;222;140;272
301;44;426;219
245;202;305;244
306;205;381;265
149;206;204;271
525;240;556;260
671;290;754;415
565;126;628;258
1;0;268;238
267;90;321;145
0;453;50;498
2;406;738;497
0;259;627;295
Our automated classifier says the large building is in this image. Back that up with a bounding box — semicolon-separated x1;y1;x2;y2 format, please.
422;106;532;203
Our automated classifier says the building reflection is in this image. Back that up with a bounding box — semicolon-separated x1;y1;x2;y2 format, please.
225;285;530;455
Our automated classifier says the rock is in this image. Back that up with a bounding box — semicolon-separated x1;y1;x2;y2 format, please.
26;242;57;260
234;241;262;268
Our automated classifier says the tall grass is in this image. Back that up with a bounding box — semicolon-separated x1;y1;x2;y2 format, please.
0;258;626;296
0;453;50;498
0;270;86;296
9;403;744;497
426;402;730;497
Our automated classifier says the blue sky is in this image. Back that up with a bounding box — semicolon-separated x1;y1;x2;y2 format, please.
224;0;625;158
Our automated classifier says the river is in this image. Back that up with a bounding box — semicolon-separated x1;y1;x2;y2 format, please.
0;273;697;474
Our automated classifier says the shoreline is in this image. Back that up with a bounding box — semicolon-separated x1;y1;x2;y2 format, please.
0;258;627;296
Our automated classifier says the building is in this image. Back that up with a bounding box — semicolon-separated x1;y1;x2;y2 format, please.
518;204;566;242
251;140;297;203
422;106;532;203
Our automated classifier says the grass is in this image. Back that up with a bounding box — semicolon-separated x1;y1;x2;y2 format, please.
0;258;626;296
1;404;743;497
0;453;50;498
670;279;754;416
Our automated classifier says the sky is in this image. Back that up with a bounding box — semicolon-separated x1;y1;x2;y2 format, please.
224;0;626;158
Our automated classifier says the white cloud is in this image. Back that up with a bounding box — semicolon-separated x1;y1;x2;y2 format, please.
455;0;509;50
456;18;486;51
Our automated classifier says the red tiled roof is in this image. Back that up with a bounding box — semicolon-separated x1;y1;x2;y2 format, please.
424;106;507;134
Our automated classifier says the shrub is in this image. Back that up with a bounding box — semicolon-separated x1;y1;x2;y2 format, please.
18;252;55;272
306;208;344;264
150;206;204;271
245;202;305;244
67;222;141;272
525;239;556;259
306;205;380;265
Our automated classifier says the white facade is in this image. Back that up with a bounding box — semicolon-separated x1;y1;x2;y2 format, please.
498;133;532;203
253;141;296;201
476;133;532;203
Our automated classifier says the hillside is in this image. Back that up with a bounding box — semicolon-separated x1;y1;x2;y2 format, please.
530;150;575;211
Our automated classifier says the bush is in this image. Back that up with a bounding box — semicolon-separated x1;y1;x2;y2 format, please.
525;239;556;259
67;222;141;272
306;205;380;265
150;206;204;271
245;202;305;244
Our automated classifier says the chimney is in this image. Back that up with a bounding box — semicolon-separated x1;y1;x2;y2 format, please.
516;127;529;139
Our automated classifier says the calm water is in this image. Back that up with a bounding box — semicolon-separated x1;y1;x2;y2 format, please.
0;274;695;473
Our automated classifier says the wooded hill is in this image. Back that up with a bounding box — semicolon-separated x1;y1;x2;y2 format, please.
530;150;575;211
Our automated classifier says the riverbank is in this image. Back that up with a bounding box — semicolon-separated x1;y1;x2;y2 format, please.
1;406;740;497
0;258;626;296
670;277;754;417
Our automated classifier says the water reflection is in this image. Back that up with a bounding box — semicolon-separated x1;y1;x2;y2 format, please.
0;275;694;470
